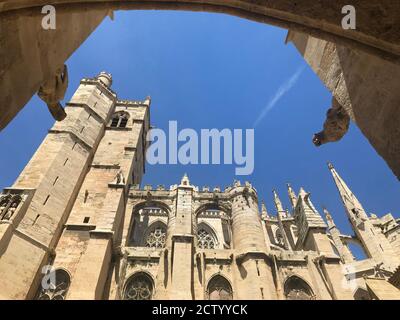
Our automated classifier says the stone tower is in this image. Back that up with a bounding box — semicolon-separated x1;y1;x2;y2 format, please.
0;72;150;299
0;74;399;300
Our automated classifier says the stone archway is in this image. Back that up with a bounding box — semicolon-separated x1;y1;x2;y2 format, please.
1;1;400;177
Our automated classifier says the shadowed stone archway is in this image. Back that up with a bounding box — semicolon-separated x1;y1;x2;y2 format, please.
1;1;400;178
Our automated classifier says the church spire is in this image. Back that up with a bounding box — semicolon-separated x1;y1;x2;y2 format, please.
286;183;297;209
327;162;368;225
273;189;284;213
327;162;400;268
261;201;269;218
323;206;355;264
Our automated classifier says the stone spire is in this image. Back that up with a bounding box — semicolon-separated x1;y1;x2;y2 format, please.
323;207;355;264
261;201;269;218
328;162;399;268
287;183;297;209
327;162;369;226
180;173;190;186
273;190;291;250
273;189;284;214
323;207;336;229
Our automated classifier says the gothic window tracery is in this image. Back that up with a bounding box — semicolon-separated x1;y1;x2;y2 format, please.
37;269;70;300
124;273;154;300
145;225;166;248
110;112;129;128
284;276;315;300
197;227;216;249
207;275;233;300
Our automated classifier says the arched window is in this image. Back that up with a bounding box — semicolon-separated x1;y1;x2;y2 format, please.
124;273;154;300
197;224;217;249
284;276;315;300
37;269;71;300
144;223;167;248
207;275;233;300
110;112;129;128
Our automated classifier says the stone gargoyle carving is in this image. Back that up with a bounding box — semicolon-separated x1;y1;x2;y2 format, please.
313;98;350;147
37;64;68;121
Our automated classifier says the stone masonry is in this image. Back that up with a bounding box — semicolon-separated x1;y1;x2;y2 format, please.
0;73;399;300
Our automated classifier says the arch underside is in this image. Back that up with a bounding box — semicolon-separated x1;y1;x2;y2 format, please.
1;0;399;63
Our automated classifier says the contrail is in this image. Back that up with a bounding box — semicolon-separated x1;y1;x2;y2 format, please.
253;66;305;128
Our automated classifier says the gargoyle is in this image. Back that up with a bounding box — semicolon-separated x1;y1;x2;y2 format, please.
37;64;68;121
313;98;350;146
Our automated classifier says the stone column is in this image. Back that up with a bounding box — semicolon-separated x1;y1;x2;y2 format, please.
169;175;195;299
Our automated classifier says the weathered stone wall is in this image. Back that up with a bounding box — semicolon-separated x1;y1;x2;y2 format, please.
0;76;116;299
0;8;109;130
287;30;400;180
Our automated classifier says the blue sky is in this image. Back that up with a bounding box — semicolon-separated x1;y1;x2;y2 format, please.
0;11;399;248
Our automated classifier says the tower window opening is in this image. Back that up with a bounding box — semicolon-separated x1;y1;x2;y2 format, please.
110;112;129;128
43;195;50;206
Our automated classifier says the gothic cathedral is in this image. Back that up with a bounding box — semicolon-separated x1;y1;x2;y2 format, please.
0;73;399;300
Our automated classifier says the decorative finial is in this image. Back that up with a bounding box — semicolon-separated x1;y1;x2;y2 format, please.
144;96;151;106
287;183;297;208
273;189;284;212
323;207;336;227
261;201;269;218
327;161;334;170
180;173;190;186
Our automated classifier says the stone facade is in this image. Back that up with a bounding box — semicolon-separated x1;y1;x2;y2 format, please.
0;73;399;300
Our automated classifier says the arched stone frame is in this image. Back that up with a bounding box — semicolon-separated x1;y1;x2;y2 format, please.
109;111;130;128
205;274;233;300
126;200;171;247
194;202;232;248
283;275;315;300
197;222;219;249
37;268;71;300
123;271;155;300
142;220;168;249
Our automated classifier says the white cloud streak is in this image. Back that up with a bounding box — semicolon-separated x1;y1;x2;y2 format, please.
253;66;305;128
